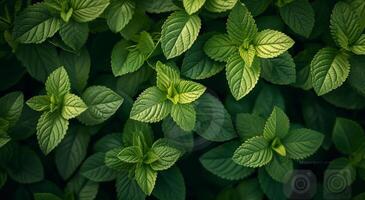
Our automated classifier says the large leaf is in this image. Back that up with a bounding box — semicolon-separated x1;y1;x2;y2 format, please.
80;152;117;182
236;113;265;140
107;0;135;32
260;52;296;85
161;11;201;59
59;21;89;50
310;48;350;96
152;167;186;200
332;118;365;155
116;173;145;200
70;0;110;22
78;86;123;125
134;164;157;195
203;34;237;62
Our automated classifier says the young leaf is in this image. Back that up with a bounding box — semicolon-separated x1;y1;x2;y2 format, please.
176;80;206;104
227;2;258;44
70;0;110;23
130;87;172;123
283;128;324;159
80;152;117;182
61;94;87;120
156;62;180;91
170;104;196;131
263;106;290;141
183;0;206;15
59;21;89;50
351;35;365;55
37;111;69;154
332;118;365;155
310;48;350;96
13;3;61;44
45;67;71;98
117;146;143;163
150;140;181;171
78;86;123;125
204;34;237;62
226;53;261;100
253;29;294;59
204;0;237;13
161;11;201;59
233;136;273;168
107;0;135;32
135;164;157;195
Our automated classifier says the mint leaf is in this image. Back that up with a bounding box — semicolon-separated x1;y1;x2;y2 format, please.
283;128;324;159
150;140;181;171
59;21;89;50
325;157;356;187
80;152;117;182
351;35;365;55
13;3;61;44
70;0;110;23
260;52;296;85
171;104;196;131
116;172;145;200
205;0;238;13
61;93;87;120
263;106;290;140
65;175;99;200
78;86;123;125
0;92;24;128
45;67;71;98
107;0;135;32
156;61;180;91
226;52;261;100
236;113;265;140
117;146;143;163
310;48;350;96
204;34;237;62
161;11;201;59
135;164;157;195
253;29;294;59
183;0;206;15
152;167;186;200
233;136;273;168
34;193;62;200
176;80;206;104
332;118;365;155
265;155;293;183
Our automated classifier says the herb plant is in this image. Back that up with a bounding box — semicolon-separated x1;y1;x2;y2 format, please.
1;0;365;199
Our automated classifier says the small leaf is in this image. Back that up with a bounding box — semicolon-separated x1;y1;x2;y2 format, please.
263;106;290;140
80;152;117;182
135;164;157;195
150;140;181;171
183;0;206;15
45;67;71;98
62;93;87;120
203;34;237;62
176;80;206;104
107;0;135;32
351;34;365;55
233;136;273;168
117;146;143;163
332;118;365;155
70;0;110;23
170;104;196;131
0;92;24;128
205;0;238;13
156;61;180;91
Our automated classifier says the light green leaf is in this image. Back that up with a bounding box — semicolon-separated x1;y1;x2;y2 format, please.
239;45;256;68
351;34;365;55
116;172;145;200
236;113;265;140
150;140;181;171
260;52;296;85
107;0;135;32
119;48;145;75
263;106;290;141
152;167;186;200
36;111;69;154
78;86;123;125
253;29;294;59
0;92;24;128
117;146;143;163
332;118;365;155
203;34;237;62
70;0;110;22
330;1;362;50
105;148;133;171
283;128;324;159
45;67;71;98
204;0;237;13
13;3;61;44
200;141;255;180
310;48;350;96
233;136;273;168
226;53;261;100
55;126;90;180
130;87;172;123
176;80;206;104
136;31;155;55
182;0;205;15
171;104;196;131
59;21;89;50
122;119;154;148
156;61;180;91
62;93;87;120
161;11;201;59
227;2;257;43
80;152;117;182
279;0;315;38
264;155;293;183
135;164;157;195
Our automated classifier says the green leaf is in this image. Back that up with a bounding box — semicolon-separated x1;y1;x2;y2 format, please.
70;0;110;23
150;140;181;171
34;193;62;200
116;172;145;200
330;1;362;50
55;125;90;180
170;104;196;131
264;155;293;183
105;148;133;171
194;93;236;142
233;136;273;168
203;34;237;62
351;34;365;55
161;11;201;59
227;2;257;44
65;174;99;200
156;61;180;91
62;93;87;120
236;113;265;140
94;133;122;153
176;80;206;104
117;146;143;163
0;131;10;148
226;52;261;100
59;21;89;50
283;128;324;159
258;169;287;200
253;29;294;59
13;3;61;44
153;167;186;200
45;67;71;98
122;119;154;148
200;141;255;180
0;92;24;128
279;0;315;38
325;157;356;187
252;84;285;118
36;111;69;154
27;96;50;112
310;48;350;96
78;86;123;125
80;152;117;182
235;178;264;200
263;106;290;141
349;55;365;96
332;118;365;155
107;0;135;32
204;0;237;13
135;164;157;195
260;52;296;85
162;117;194;152
130;87;172;123
183;0;206;15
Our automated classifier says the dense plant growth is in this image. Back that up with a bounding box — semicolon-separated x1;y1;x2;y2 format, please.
0;0;365;199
